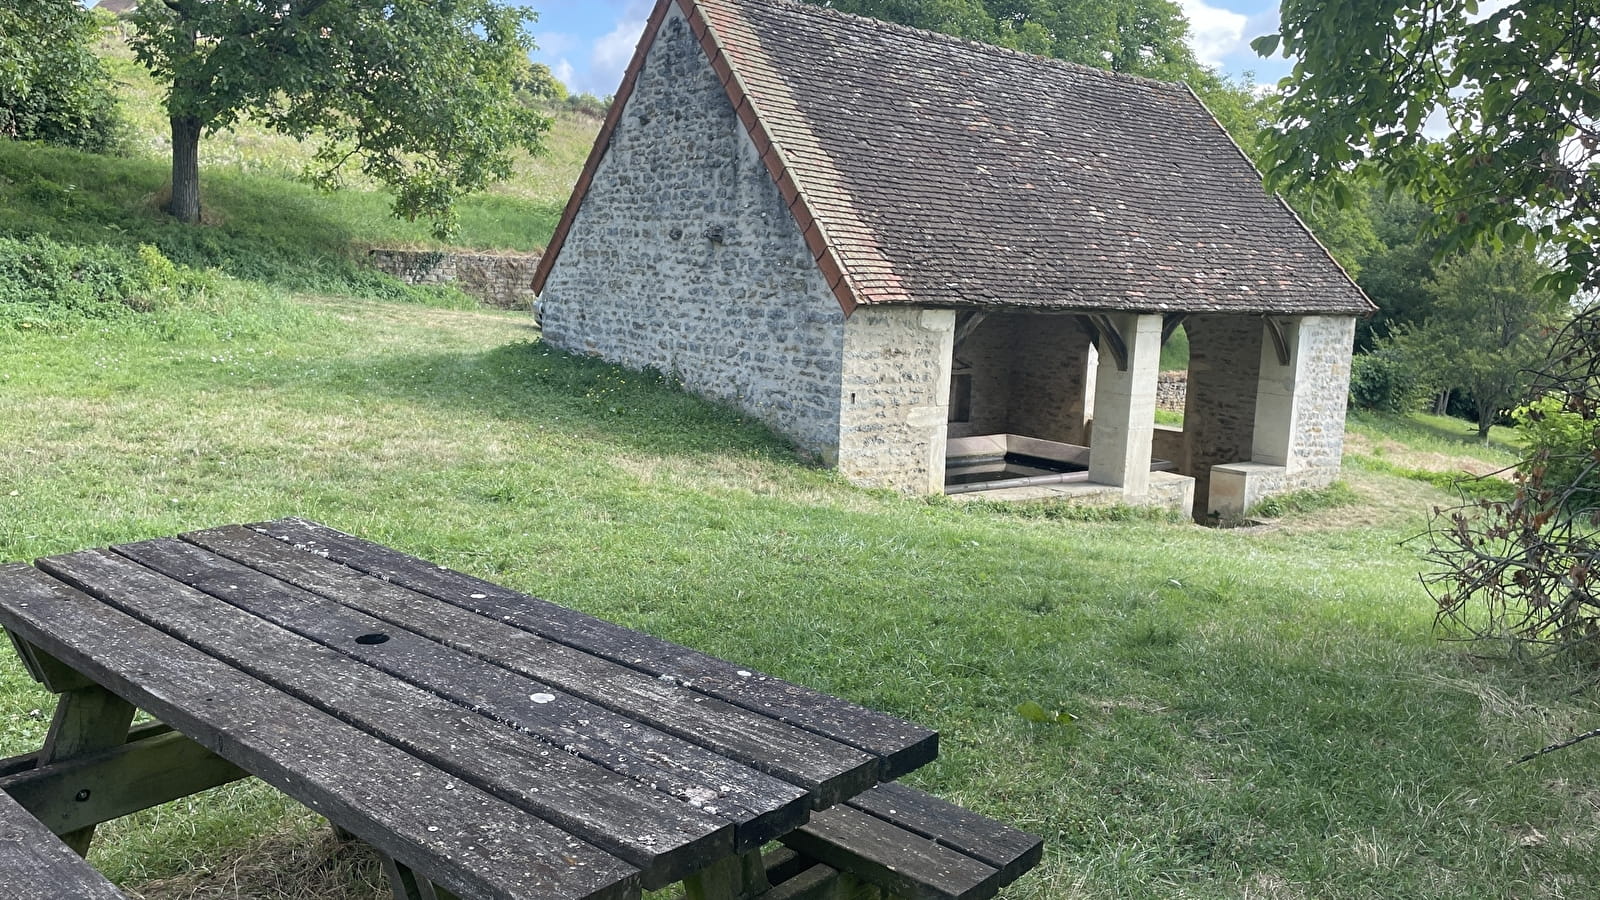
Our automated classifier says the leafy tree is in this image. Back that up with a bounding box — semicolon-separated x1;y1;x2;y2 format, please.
513;61;569;108
1255;0;1600;295
128;0;549;236
1352;188;1448;352
1390;246;1569;440
806;0;1204;79
0;0;122;152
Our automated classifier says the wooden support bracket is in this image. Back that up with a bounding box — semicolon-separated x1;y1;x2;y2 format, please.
1087;314;1129;372
1264;316;1292;367
7;634;95;693
1161;313;1188;347
0;720;175;779
1;728;247;837
951;311;988;354
35;684;137;856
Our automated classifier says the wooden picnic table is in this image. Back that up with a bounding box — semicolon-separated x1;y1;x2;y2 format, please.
0;518;1037;900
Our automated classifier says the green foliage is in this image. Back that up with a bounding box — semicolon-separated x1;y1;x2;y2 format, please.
0;140;550;304
0;234;216;329
515;61;569;107
1281;176;1380;279
1258;0;1600;295
1349;347;1425;413
1389;246;1570;438
1513;395;1600;509
803;0;1205;79
0;0;123;152
1353;187;1450;352
128;0;549;235
563;93;613;120
1158;322;1189;371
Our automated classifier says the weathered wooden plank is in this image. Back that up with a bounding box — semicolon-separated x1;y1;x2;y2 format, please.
846;783;1042;885
1;730;248;836
0;563;640;900
780;805;1001;900
111;537;809;852
252;518;938;777
762;864;853;900
0;789;127;900
39;549;732;890
186;524;878;808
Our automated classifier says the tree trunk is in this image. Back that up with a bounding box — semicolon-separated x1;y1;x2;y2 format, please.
1434;388;1451;416
167;115;203;224
1476;396;1496;442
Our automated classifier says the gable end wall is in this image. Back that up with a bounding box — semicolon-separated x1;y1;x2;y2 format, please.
536;5;846;458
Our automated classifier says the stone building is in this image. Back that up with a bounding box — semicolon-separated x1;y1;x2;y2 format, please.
532;0;1375;518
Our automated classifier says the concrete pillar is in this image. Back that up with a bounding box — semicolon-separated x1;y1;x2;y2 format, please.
1252;318;1301;468
1088;313;1162;498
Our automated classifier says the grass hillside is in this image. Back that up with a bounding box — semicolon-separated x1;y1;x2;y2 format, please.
0;24;601;302
2;22;1599;900
95;22;601;225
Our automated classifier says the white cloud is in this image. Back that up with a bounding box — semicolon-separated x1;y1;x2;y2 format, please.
553;59;577;90
536;31;578;58
584;2;653;95
1178;0;1250;67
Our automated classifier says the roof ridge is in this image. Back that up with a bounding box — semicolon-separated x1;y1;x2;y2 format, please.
733;0;1194;94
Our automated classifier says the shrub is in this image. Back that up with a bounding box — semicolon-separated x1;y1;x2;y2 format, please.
1512;394;1600;510
1349;348;1425;412
0;2;125;153
0;234;215;328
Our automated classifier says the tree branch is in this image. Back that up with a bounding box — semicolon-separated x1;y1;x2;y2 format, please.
1514;725;1600;764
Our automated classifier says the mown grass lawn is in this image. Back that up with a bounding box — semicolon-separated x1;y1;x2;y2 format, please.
3;294;1599;899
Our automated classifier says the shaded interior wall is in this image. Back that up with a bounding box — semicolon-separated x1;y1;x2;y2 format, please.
536;7;846;458
1182;315;1263;515
946;313;1092;444
948;316;1011;438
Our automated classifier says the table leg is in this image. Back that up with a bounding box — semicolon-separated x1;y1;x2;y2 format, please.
38;684;136;856
683;848;771;900
378;853;460;900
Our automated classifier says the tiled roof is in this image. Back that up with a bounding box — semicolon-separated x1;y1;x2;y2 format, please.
534;0;1376;317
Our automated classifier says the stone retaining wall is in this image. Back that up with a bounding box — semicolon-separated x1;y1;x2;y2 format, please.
1156;371;1187;411
368;249;542;309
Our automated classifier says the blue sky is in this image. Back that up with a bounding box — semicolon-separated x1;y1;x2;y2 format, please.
524;0;1294;98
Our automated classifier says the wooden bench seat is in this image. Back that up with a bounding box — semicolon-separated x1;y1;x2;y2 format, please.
0;788;128;899
776;782;1043;900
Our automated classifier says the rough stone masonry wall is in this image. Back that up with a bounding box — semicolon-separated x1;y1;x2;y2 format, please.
839;308;954;494
1182;316;1264;515
948;316;1013;439
1155;372;1187;411
535;6;846;457
1284;315;1357;476
1006;314;1093;445
369;249;542;309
